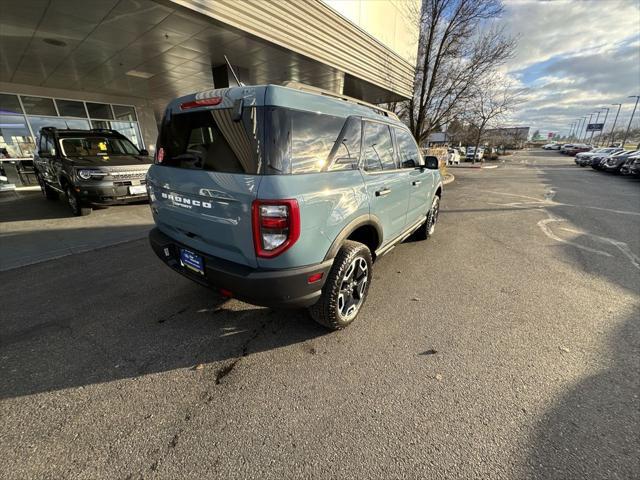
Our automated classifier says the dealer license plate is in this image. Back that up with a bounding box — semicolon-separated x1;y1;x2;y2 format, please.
179;248;204;275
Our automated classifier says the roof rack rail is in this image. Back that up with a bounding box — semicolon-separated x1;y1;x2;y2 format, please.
282;81;399;120
90;128;119;134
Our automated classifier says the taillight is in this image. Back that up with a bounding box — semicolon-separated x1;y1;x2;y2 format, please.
179;97;223;110
155;147;165;164
252;199;300;258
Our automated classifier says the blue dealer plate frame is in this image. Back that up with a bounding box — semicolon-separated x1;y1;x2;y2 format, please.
179;248;205;275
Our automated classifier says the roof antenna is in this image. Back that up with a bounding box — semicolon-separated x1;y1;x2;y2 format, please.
224;55;244;87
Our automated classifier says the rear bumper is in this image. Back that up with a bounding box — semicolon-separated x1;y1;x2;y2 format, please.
149;228;332;309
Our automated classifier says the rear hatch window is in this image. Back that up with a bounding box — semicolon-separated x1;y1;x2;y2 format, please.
158;107;264;174
157;106;359;175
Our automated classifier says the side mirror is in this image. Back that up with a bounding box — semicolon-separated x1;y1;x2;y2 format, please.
425;155;439;170
139;149;149;156
231;98;244;122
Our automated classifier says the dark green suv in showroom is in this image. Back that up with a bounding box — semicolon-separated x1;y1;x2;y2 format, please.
33;127;152;216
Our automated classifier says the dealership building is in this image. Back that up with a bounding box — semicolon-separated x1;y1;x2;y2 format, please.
0;0;419;184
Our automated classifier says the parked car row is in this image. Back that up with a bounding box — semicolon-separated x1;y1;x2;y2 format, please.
560;143;592;155
574;147;640;177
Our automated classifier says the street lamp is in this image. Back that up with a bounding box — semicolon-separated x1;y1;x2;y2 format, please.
577;116;586;141
583;113;594;141
598;107;610;146
577;118;584;140
622;95;640;148
608;103;622;145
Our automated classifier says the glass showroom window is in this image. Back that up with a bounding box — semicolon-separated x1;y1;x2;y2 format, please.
21;96;58;116
0;94;34;158
55;99;87;118
86;102;113;120
1;93;144;155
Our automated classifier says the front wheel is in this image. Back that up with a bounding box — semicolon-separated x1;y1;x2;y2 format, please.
65;185;91;216
309;240;372;330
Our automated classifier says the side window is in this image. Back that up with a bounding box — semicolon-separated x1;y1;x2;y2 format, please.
266;108;349;174
362;121;396;172
328;116;361;171
395;128;422;168
40;133;55;156
290;111;346;174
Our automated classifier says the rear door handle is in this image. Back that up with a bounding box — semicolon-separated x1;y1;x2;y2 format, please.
412;180;422;186
375;188;391;197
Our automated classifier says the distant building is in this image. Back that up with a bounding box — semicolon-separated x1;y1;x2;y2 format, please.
485;127;530;149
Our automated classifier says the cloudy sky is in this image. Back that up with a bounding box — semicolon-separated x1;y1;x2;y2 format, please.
501;0;640;137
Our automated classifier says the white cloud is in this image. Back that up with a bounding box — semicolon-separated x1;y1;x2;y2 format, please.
500;0;640;135
503;0;640;70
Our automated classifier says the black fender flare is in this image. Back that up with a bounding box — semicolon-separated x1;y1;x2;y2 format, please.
323;214;383;261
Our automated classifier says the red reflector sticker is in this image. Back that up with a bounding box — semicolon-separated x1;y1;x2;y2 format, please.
220;288;233;297
307;272;323;284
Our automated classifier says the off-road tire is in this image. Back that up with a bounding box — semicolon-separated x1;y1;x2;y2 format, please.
413;194;440;240
308;240;372;330
37;173;58;200
65;185;91;216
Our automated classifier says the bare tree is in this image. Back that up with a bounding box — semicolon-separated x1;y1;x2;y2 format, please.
466;76;525;163
402;0;515;145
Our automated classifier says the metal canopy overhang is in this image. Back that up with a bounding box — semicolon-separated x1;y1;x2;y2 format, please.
0;0;413;116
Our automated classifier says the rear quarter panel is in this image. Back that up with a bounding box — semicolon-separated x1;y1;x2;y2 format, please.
256;170;369;269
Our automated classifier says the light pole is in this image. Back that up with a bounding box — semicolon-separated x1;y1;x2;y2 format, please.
589;109;602;145
608;103;622;145
598;107;609;146
622;95;640;148
583;113;594;141
577;117;585;141
575;119;581;140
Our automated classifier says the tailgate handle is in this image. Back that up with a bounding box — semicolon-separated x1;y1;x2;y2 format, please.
375;188;391;197
412;180;422;186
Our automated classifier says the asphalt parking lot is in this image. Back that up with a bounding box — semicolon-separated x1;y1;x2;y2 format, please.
1;150;638;479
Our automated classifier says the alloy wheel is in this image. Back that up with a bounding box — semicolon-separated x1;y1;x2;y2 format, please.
337;257;368;320
428;197;440;235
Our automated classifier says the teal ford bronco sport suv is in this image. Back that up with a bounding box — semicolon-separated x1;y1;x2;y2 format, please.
148;83;442;329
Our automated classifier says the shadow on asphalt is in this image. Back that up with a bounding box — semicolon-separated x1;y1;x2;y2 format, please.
0;191;150;222
0;191;73;221
525;314;639;479
525;155;640;479
0;239;326;399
